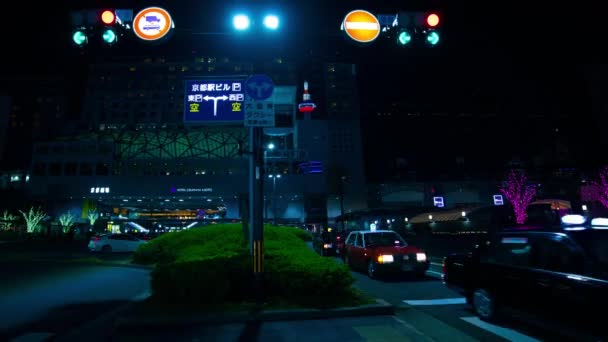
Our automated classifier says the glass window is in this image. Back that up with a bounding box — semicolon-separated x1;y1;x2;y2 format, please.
532;237;581;274
96;163;109;176
32;163;46;176
49;163;62;176
64;162;78;176
354;233;362;247
80;163;93;176
486;236;533;267
346;233;356;245
364;232;406;247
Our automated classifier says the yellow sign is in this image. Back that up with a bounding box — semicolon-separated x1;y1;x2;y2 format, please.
189;103;200;112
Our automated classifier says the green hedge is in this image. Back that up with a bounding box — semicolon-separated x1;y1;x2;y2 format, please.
139;224;355;308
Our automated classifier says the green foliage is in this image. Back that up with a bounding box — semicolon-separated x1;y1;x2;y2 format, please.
140;223;356;308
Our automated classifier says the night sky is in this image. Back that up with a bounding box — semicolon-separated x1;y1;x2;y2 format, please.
4;0;607;177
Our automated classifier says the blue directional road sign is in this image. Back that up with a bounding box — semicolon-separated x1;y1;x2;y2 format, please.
245;74;274;100
183;79;245;123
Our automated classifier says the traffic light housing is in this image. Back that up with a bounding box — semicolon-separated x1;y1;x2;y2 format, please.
393;11;442;47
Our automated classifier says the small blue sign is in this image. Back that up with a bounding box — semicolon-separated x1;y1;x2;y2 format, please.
245;74;274;100
184;79;245;123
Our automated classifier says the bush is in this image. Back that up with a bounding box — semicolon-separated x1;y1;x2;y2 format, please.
141;223;356;308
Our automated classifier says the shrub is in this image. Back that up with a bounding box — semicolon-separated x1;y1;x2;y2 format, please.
141;223;357;308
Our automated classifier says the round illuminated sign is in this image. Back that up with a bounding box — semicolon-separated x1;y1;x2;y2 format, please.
133;7;173;41
342;10;380;43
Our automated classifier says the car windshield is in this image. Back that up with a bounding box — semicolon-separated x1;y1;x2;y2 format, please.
364;232;406;247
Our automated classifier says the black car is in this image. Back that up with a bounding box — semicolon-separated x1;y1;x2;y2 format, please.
443;224;608;339
312;230;342;256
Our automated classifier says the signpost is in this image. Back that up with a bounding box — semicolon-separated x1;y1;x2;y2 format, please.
245;74;274;304
244;74;275;127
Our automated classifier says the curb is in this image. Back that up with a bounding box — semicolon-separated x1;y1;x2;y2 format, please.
114;298;394;328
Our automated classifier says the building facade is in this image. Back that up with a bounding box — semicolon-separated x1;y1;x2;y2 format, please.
24;56;367;226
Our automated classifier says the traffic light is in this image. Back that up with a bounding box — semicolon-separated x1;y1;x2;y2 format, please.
72;29;88;47
100;10;116;25
397;30;412;46
102;28;118;44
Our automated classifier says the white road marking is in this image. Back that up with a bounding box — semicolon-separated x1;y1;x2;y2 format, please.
404;297;467;306
426;270;443;278
11;332;54;342
461;316;541;342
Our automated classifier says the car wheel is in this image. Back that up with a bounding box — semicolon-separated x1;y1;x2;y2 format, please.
101;245;112;253
367;260;377;279
472;288;496;321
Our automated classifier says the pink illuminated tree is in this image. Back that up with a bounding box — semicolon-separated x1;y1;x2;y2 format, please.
592;166;608;208
500;170;537;224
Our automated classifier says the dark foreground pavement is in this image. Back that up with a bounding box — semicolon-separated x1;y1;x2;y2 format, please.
112;315;434;342
0;260;150;341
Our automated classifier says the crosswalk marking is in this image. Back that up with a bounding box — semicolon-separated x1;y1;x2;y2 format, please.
403;297;467;306
461;316;541;342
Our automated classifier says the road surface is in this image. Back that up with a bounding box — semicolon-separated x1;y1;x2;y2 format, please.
0;259;150;341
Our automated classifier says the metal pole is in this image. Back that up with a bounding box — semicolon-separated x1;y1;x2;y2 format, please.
273;177;277;225
251;126;265;305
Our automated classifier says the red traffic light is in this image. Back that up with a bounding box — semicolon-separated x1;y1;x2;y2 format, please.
426;13;440;27
101;10;115;25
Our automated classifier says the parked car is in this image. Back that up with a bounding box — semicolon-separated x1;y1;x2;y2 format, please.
88;233;148;253
312;229;344;256
443;218;608;339
342;230;429;278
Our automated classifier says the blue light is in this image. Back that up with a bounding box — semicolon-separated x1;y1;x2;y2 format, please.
233;14;250;31
263;15;280;30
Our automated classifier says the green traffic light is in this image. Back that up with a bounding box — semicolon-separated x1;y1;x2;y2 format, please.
72;30;87;46
426;31;440;45
398;31;412;45
102;29;117;44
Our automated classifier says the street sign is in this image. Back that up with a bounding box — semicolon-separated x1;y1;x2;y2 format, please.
244;97;275;127
245;74;274;100
493;194;504;206
433;196;444;208
342;10;381;43
183;79;246;123
244;75;275;127
133;7;173;41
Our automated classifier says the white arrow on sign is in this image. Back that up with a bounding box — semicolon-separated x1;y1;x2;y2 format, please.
203;95;229;116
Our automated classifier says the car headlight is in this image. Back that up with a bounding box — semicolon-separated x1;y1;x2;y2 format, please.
377;255;394;263
416;253;427;262
323;243;333;249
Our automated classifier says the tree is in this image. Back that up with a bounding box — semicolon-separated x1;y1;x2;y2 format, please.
0;210;18;231
19;207;46;233
59;211;76;234
592;166;608;209
500;170;537;224
87;209;99;227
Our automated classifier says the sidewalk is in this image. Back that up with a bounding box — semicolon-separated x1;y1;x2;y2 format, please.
110;315;435;342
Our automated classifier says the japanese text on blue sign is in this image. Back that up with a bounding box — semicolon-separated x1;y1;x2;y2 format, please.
183;79;245;123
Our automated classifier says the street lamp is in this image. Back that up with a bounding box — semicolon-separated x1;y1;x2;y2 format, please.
263;14;280;30
268;174;281;225
233;14;251;31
